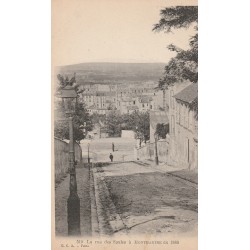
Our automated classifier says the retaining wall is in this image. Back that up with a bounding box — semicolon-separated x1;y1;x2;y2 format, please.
54;137;82;182
136;139;169;162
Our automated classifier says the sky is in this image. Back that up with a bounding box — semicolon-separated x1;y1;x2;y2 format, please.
52;0;197;66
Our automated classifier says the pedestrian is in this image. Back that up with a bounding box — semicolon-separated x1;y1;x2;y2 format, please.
109;153;114;162
112;142;115;152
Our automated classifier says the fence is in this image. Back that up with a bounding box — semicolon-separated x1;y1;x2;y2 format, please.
136;139;169;163
54;137;82;183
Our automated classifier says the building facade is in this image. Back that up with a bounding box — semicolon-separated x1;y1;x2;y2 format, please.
167;83;198;170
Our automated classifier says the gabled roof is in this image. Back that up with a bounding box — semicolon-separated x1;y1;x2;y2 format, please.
174;83;198;104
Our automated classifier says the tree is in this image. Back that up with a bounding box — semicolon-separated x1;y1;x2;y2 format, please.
104;111;150;141
131;111;150;143
54;74;92;142
153;6;197;33
106;111;122;137
155;123;169;139
153;6;198;112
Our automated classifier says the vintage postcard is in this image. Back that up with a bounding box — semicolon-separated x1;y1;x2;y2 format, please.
52;0;198;249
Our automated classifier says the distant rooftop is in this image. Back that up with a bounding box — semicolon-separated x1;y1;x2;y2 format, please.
127;105;139;110
140;96;153;103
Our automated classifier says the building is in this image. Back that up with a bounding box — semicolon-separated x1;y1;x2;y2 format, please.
127;105;139;114
137;96;153;112
149;111;169;143
167;83;198;170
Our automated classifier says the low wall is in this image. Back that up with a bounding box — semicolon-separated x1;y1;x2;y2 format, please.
136;139;169;162
54;137;82;183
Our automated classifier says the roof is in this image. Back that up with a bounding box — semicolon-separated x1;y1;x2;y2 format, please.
127;105;139;110
174;83;198;104
82;91;115;96
121;97;133;102
96;91;116;96
140;96;153;103
150;111;169;129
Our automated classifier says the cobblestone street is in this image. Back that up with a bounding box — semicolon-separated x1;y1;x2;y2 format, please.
94;161;197;237
55;160;197;237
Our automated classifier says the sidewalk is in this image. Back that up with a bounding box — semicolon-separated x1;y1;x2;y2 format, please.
137;159;198;184
55;163;92;237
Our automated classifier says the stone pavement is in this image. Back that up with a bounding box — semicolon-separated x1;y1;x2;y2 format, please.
54;160;197;237
91;161;198;237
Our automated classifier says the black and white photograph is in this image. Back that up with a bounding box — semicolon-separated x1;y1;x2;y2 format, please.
52;0;198;249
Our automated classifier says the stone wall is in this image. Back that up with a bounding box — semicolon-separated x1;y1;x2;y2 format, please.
136;139;169;162
54;137;82;183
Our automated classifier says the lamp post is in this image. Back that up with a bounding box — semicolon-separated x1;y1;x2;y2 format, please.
61;85;81;236
154;133;159;165
87;143;90;163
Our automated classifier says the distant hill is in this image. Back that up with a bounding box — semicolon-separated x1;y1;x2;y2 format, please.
56;62;165;84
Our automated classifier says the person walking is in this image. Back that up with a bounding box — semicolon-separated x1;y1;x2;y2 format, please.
109;153;114;162
112;142;115;152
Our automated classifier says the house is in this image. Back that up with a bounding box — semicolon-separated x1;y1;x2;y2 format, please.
127;105;139;114
138;96;153;112
167;83;198;170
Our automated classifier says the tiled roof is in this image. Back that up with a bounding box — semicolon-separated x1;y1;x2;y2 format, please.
174;83;198;104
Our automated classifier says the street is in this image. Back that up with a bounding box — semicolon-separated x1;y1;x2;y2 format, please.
55;158;197;237
93;161;197;237
80;137;136;162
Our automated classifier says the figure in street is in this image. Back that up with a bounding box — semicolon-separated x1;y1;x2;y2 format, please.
112;142;115;152
109;153;114;162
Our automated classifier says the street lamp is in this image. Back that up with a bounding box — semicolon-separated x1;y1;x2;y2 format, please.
87;143;90;163
61;85;81;236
